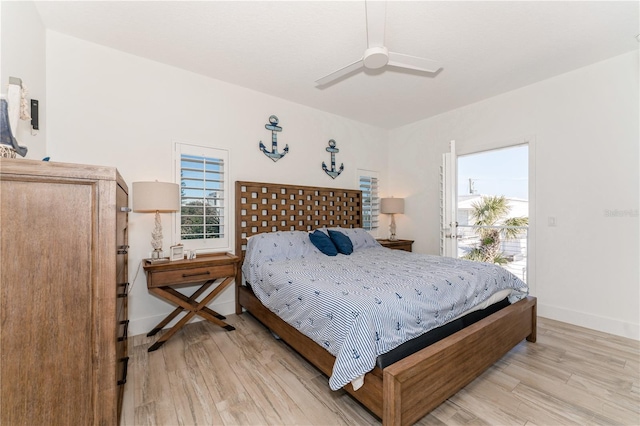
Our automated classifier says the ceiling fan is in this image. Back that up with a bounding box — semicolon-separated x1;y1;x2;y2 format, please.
315;0;443;86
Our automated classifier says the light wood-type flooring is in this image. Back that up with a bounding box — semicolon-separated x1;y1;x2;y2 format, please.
121;314;639;425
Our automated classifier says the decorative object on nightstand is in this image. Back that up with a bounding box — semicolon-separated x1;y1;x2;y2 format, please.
377;238;414;252
381;197;404;241
169;244;184;261
132;181;180;260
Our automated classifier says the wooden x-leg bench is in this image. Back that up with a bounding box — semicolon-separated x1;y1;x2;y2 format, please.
143;252;240;352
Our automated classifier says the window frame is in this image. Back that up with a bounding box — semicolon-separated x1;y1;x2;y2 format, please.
174;142;230;252
357;169;380;237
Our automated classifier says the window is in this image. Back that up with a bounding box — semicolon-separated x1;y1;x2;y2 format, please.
175;143;230;251
358;170;379;235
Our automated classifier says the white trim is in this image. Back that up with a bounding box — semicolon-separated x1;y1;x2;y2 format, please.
456;135;530;156
441;140;457;257
174;142;231;253
527;136;537;297
538;302;639;341
455;137;536;295
357;168;381;238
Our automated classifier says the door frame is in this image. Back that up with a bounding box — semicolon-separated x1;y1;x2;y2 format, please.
451;136;536;296
441;140;458;258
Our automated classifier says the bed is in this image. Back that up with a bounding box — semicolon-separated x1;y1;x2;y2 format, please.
234;181;537;425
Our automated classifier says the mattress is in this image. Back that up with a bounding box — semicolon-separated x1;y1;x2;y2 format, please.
375;294;511;368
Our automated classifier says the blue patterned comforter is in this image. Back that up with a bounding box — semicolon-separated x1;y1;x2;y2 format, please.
242;230;528;391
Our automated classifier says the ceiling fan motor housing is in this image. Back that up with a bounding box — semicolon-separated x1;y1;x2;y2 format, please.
363;46;389;69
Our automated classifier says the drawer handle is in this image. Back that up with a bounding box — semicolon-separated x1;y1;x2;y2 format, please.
117;357;129;386
182;271;211;278
118;319;129;342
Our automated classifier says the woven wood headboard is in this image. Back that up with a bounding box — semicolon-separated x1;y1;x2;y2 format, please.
234;181;362;260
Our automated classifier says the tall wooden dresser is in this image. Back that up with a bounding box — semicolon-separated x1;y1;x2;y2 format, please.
0;158;129;425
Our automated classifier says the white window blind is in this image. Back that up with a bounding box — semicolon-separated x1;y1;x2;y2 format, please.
175;143;229;251
358;171;379;234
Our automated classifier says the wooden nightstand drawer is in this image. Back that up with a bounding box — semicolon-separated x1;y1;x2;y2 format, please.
377;239;414;252
147;264;236;288
144;253;238;288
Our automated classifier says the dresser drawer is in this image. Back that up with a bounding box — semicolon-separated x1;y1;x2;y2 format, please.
147;264;236;288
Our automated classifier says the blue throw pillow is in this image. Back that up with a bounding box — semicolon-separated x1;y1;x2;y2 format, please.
309;230;338;256
328;230;353;255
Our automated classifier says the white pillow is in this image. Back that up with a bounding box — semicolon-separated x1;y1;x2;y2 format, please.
323;227;380;251
242;230;322;285
245;230;318;263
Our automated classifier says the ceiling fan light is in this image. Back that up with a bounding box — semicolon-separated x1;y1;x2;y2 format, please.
363;46;389;69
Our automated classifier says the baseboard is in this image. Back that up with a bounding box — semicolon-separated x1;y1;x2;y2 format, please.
538;302;639;341
128;300;237;337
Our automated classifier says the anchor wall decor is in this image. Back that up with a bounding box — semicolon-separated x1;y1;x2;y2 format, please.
259;115;289;162
322;139;344;179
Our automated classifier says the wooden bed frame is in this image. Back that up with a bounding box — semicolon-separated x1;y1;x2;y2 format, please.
234;181;537;426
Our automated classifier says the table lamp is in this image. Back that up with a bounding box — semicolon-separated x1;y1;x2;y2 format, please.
133;181;180;259
380;197;404;241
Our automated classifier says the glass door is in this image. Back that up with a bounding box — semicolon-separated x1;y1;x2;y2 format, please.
456;144;529;282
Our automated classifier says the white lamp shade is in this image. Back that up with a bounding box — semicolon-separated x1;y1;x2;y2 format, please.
380;197;404;214
132;181;180;212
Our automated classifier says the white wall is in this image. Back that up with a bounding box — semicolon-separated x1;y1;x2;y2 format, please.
0;1;46;160
8;5;638;341
389;51;640;340
45;31;389;336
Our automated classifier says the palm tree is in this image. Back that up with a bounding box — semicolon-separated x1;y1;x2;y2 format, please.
463;195;528;264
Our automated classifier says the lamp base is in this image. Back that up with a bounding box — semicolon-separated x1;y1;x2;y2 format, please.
389;214;398;241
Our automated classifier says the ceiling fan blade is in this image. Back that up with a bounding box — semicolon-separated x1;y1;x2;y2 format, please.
387;52;442;73
315;59;364;86
365;0;386;47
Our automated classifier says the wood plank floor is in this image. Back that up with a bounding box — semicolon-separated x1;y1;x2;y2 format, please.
121;314;639;425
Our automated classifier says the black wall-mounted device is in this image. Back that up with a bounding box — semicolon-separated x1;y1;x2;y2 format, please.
31;99;39;130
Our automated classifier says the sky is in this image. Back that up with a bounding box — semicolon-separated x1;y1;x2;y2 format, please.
457;144;528;200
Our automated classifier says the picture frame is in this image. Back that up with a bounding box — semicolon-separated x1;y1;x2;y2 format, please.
169;245;184;262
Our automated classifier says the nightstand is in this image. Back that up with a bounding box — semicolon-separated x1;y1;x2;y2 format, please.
377;239;414;252
143;252;240;352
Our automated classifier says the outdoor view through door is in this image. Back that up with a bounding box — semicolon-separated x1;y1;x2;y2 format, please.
457;144;529;282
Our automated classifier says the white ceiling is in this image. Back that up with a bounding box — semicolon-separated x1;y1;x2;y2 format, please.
34;1;639;129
